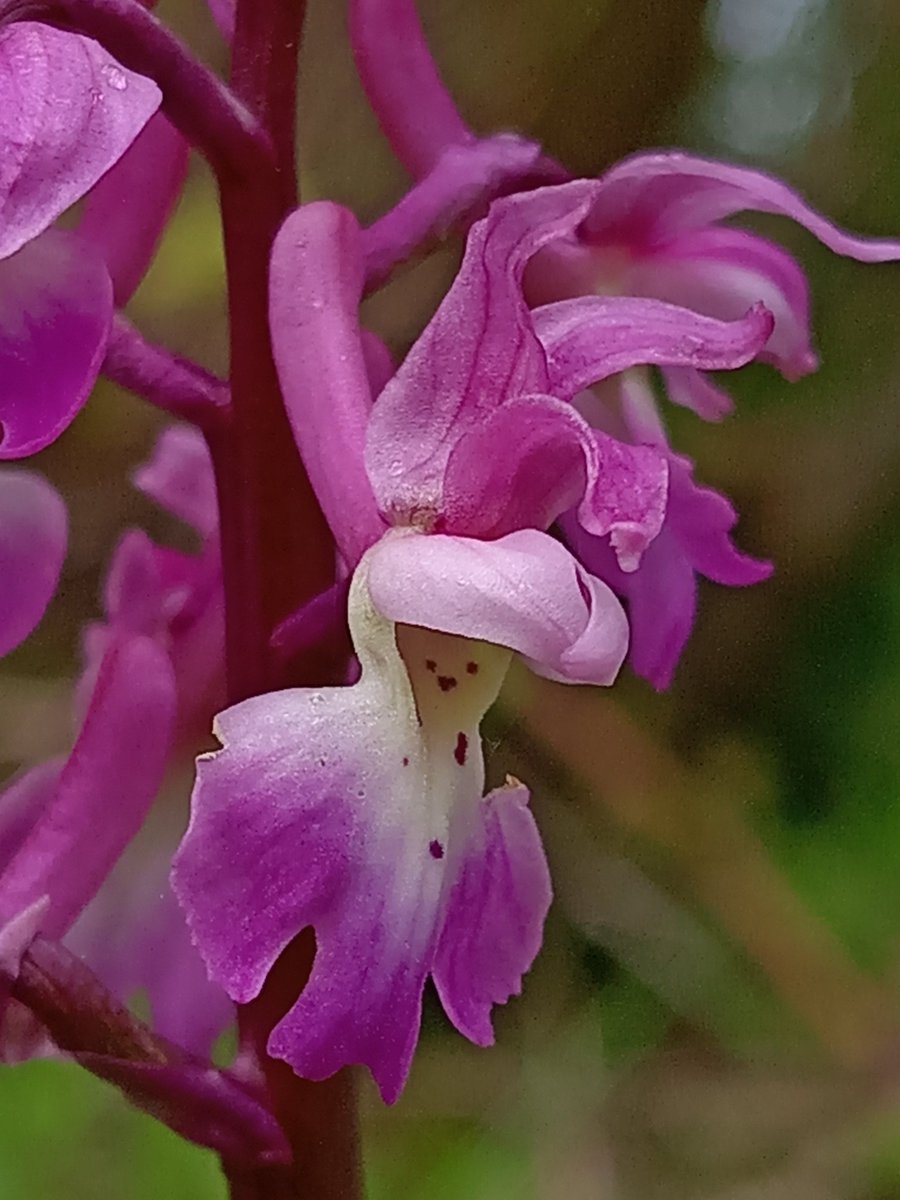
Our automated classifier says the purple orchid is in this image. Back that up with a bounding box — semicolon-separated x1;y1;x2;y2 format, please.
0;21;161;460
349;0;900;688
172;183;774;1102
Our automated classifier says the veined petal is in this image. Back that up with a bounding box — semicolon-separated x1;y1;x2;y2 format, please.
366;528;628;685
0;636;176;937
439;394;667;569
433;779;551;1045
0;230;113;459
174;555;514;1102
0;470;67;656
629;227;817;380
533;295;774;402
366;180;602;519
133;425;218;540
0;23;161;259
271;203;384;566
79;114;189;306
584;151;900;263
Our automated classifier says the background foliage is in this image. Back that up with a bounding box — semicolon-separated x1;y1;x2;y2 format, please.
3;0;900;1195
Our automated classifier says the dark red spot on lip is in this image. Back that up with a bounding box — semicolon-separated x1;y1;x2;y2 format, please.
466;661;479;675
402;756;409;766
454;732;468;765
437;675;457;692
425;659;437;673
429;839;444;860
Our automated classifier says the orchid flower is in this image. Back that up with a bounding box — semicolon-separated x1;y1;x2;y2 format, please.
349;0;900;689
172;181;774;1102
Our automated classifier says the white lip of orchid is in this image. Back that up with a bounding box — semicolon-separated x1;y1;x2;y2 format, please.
348;538;512;872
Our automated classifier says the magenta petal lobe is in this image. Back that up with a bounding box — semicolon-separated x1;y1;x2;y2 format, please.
0;469;67;656
433;780;551;1045
0;230;113;459
0;23;161;259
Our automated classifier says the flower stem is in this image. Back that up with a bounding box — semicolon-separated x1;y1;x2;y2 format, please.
104;315;229;431
217;2;362;1196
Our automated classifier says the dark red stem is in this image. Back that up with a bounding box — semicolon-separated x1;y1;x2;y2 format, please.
217;3;362;1198
217;0;339;702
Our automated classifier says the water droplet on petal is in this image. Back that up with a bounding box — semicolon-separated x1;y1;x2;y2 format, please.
101;62;128;91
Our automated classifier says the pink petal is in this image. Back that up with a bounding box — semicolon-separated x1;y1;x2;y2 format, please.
79;114;189;306
563;453;771;689
0;230;113;459
366;528;628;685
349;0;473;176
174;552;553;1101
667;454;773;588
270;203;384;566
533;295;774;401
366;180;601;517
133;424;218;539
439;394;667;569
0;636;176;936
0;23;161;259
630;227;817;380
433;780;551;1045
0;470;67;656
0;760;63;866
584;151;900;263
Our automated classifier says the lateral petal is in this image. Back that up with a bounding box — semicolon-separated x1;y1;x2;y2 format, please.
0;470;67;656
533;295;773;402
0;23;160;259
584;150;900;262
271;203;384;565
0;230;113;459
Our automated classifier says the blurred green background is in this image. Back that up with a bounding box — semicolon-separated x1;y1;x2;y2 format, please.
4;0;900;1196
